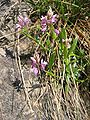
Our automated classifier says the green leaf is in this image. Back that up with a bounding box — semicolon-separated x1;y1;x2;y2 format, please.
52;31;57;40
76;79;86;83
65;59;70;66
48;51;56;70
68;38;78;55
63;45;68;59
46;71;55;77
66;64;70;74
60;2;64;15
46;39;51;48
60;28;67;40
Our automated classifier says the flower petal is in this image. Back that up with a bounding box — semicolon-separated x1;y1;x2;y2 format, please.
16;24;21;29
18;16;24;27
41;26;47;32
24;16;29;25
41;59;47;70
32;67;38;76
41;16;47;23
51;14;57;23
31;57;37;67
54;29;60;35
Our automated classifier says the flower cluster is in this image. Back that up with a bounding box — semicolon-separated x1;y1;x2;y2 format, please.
30;54;47;76
41;7;59;35
16;15;29;31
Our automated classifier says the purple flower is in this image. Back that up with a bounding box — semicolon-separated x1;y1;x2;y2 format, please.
47;7;57;23
31;67;38;76
41;9;57;32
41;25;47;32
18;16;25;27
31;57;39;76
16;24;22;29
41;16;47;32
31;57;37;67
30;56;47;76
41;16;47;25
51;14;57;23
47;14;57;24
16;15;29;30
54;29;60;35
41;59;48;70
24;16;30;25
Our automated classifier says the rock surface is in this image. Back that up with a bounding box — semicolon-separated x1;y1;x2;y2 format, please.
0;53;31;120
0;1;36;120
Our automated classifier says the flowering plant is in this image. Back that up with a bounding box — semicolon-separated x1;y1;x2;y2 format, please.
15;2;88;119
16;15;29;30
41;7;59;36
18;7;79;85
30;53;47;76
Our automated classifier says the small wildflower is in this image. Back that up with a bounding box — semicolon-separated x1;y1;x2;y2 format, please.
31;56;39;76
54;29;60;35
16;24;22;29
41;59;48;70
47;14;57;24
68;38;72;42
30;56;47;76
51;14;57;23
16;15;29;30
24;16;30;25
18;16;25;27
41;16;47;32
31;67;38;76
41;16;47;25
41;25;47;32
30;57;37;67
41;7;57;32
66;42;71;48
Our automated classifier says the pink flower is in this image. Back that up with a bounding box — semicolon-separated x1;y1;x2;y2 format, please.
31;67;38;76
24;16;30;25
16;24;22;29
16;15;29;30
18;16;25;26
41;9;57;32
30;56;47;76
47;14;57;24
54;29;60;35
41;16;47;25
31;57;37;67
41;25;47;32
41;59;48;70
51;14;57;23
41;16;47;32
30;57;39;76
